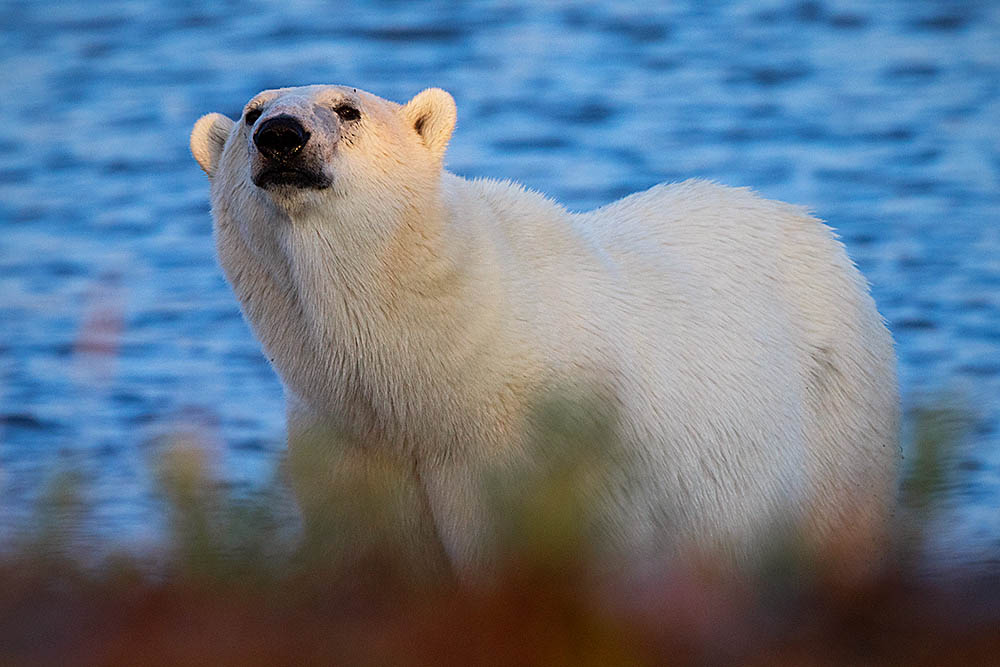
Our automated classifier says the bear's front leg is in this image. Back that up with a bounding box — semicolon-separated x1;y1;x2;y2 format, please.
284;400;454;577
415;458;499;578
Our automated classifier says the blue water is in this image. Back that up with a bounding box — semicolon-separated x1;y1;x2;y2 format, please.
1;0;998;563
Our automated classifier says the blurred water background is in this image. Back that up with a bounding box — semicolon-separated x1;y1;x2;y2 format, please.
0;0;997;566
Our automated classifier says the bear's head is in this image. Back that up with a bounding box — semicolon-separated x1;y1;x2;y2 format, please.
190;85;457;216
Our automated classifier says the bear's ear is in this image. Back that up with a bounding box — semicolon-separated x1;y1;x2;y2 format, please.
190;113;235;177
401;88;457;159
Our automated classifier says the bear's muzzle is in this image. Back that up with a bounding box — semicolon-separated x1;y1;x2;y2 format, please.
251;114;331;190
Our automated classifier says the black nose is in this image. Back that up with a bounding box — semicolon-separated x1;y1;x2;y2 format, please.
253;115;310;161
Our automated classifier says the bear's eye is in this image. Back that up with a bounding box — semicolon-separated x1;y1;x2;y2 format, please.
244;107;262;126
334;104;361;122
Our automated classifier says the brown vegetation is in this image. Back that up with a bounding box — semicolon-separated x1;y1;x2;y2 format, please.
1;405;998;666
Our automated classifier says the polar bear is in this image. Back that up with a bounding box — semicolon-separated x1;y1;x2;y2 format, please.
190;85;899;574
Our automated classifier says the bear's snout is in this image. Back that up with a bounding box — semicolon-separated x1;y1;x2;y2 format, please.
254;115;310;162
250;112;331;190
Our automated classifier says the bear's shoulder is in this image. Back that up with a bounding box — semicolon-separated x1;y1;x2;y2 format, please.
450;174;564;214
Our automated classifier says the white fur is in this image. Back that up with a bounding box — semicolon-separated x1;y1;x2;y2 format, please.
191;85;900;572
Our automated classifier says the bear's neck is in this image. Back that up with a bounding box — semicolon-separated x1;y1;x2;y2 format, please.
230;176;508;447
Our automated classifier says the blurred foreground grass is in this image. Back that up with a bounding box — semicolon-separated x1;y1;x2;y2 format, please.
1;400;999;666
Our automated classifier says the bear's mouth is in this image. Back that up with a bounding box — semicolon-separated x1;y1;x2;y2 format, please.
253;167;332;190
